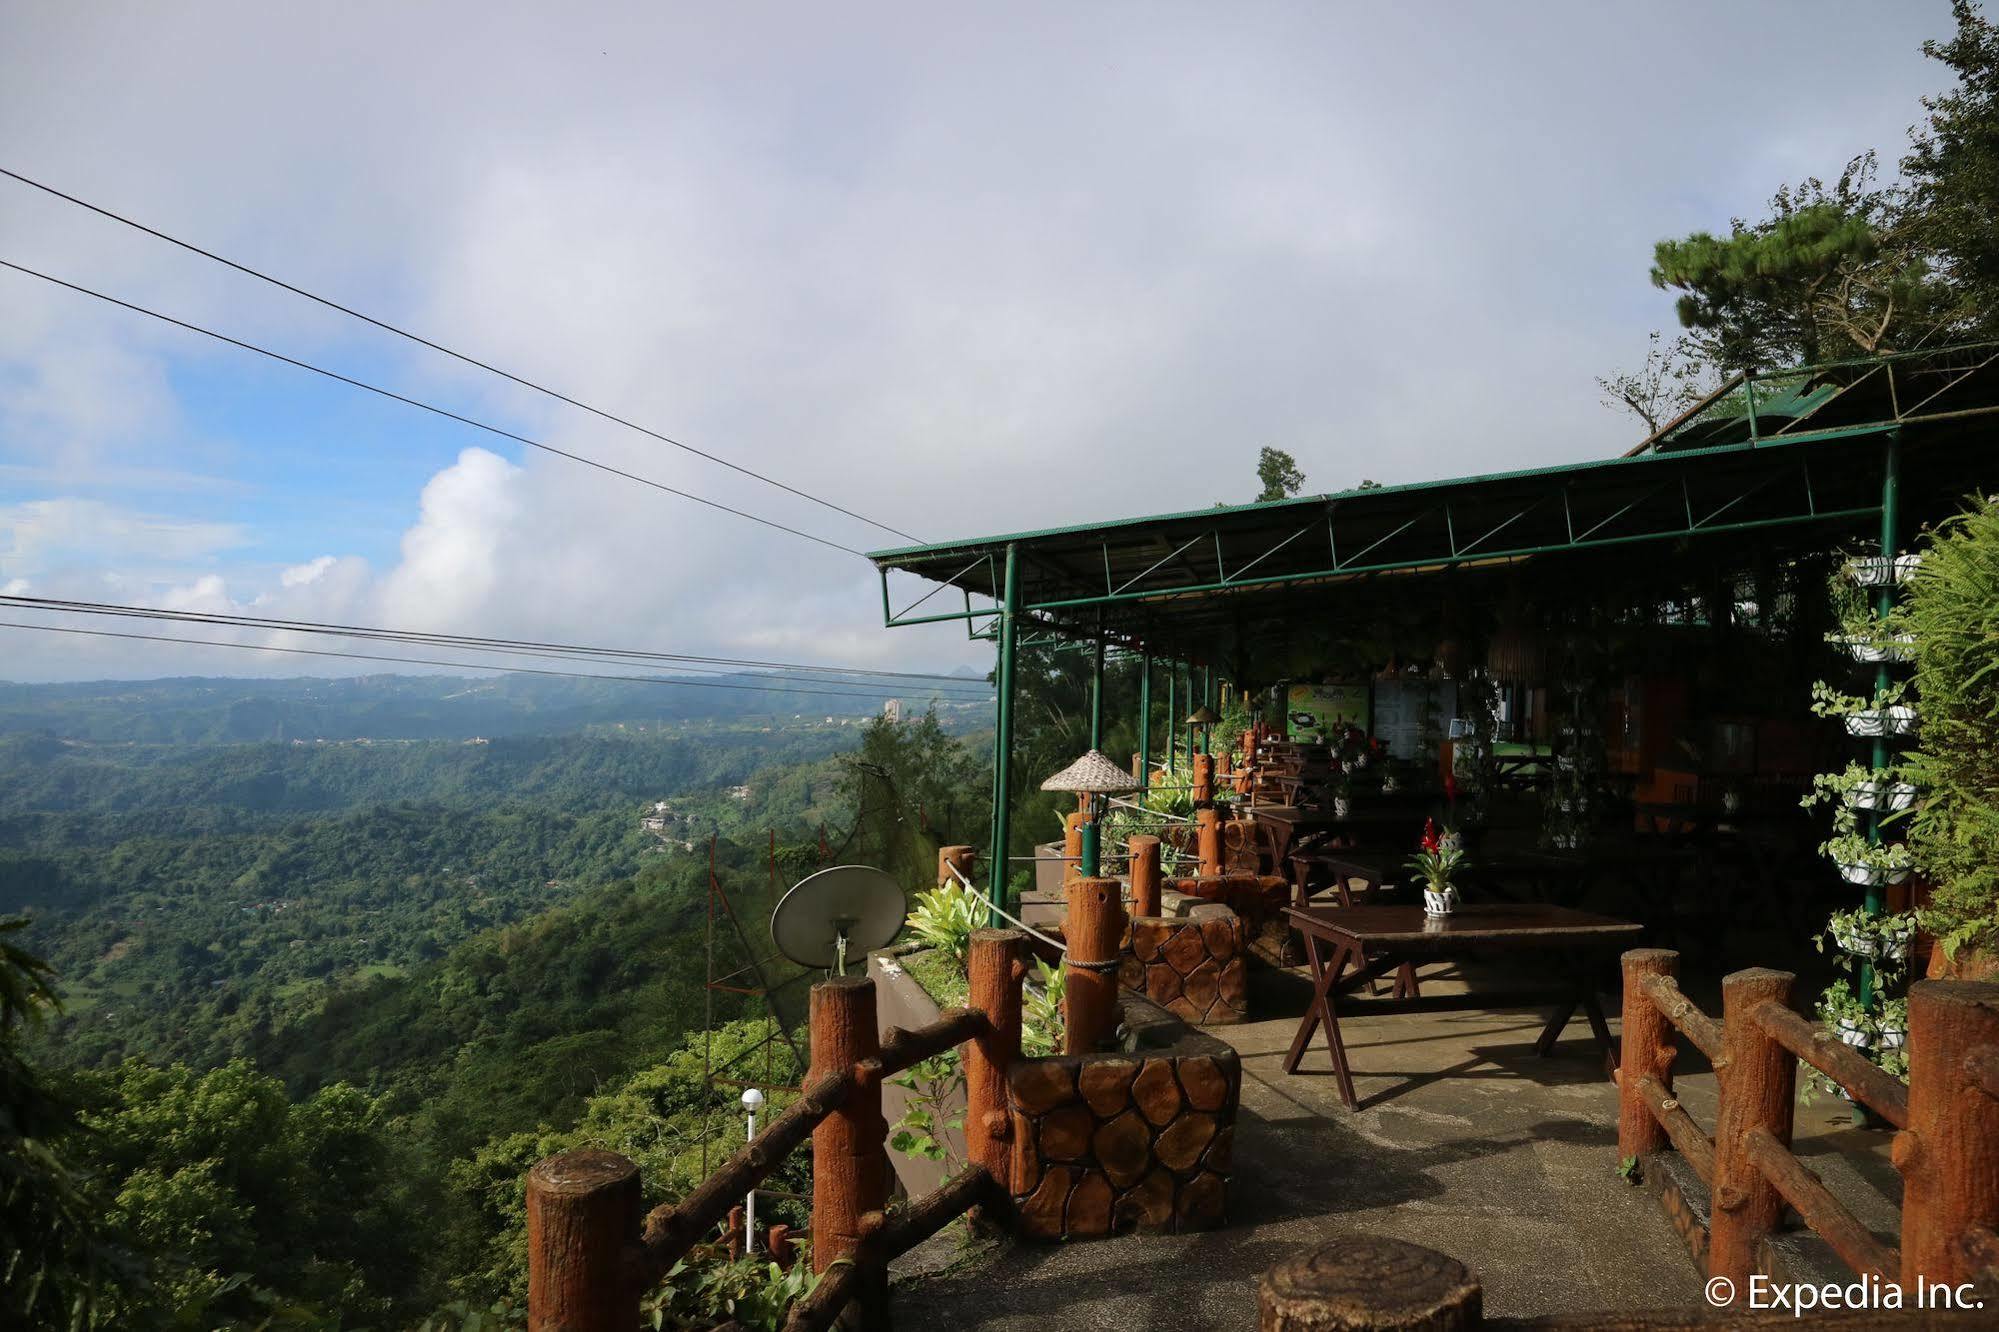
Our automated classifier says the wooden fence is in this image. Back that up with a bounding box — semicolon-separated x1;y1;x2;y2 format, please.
1616;948;1999;1304
526;928;1028;1332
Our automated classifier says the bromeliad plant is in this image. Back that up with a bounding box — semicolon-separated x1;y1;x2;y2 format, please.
904;883;986;963
1409;819;1463;917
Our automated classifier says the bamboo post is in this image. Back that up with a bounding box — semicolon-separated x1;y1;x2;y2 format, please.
1617;949;1678;1163
1708;968;1796;1298
1191;752;1215;804
1896;979;1999;1287
809;976;888;1315
965;928;1024;1200
937;845;976;889
1064;875;1125;1054
1063;812;1084;883
1196;806;1223;878
1128;835;1162;918
527;1149;641;1332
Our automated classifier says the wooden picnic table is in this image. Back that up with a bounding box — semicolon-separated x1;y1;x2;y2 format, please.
1250;803;1431;868
1281;902;1643;1110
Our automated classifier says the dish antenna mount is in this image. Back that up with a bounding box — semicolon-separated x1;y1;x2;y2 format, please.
771;865;907;976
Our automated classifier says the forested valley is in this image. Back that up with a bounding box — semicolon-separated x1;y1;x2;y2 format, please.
0;675;992;1329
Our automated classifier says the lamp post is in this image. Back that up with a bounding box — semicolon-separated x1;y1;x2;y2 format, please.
740;1086;765;1252
1040;749;1140;878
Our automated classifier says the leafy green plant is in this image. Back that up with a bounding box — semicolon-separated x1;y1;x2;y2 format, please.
888;1049;964;1168
648;1252;818;1331
1022;958;1067;1058
903;884;987;963
1810;679;1912;718
1815;979;1872;1041
1904;498;1999;961
1817;834;1916;884
1616;1155;1642;1184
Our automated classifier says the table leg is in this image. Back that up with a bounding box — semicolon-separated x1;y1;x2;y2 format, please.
1285;936;1358;1110
1283;932;1331;1073
1582;989;1616;1077
1534;999;1578;1056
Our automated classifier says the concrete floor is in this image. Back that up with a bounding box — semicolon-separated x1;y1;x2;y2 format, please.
893;962;1723;1328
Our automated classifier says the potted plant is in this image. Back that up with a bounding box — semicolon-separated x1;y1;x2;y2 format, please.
1846;553;1923;586
1409;820;1463;917
1820;835;1915;888
1876;996;1909;1050
1816;980;1873;1049
1819;906;1918;961
1812;681;1917;738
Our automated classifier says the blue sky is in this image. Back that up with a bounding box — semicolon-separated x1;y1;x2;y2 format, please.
0;1;1973;680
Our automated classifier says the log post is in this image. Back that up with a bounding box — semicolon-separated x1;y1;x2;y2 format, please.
937;845;976;890
809;976;888;1314
1708;968;1795;1299
965;928;1025;1200
1063;812;1084;883
1259;1236;1482;1331
1191;752;1215;804
767;1223;796;1271
1196;806;1223;878
726;1204;745;1260
1617;949;1678;1164
1128;835;1162;918
1064;876;1125;1055
527;1149;641;1332
1897;979;1999;1287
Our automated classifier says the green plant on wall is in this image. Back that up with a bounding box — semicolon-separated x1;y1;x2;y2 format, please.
1903;498;1999;963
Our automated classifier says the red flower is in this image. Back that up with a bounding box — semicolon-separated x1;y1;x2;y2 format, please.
1421;818;1439;853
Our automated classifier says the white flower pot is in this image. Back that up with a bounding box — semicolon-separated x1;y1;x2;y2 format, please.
1848;781;1919;812
1832;922;1878;955
1333;797;1352;818
1848;554;1921;586
1836;861;1909;888
1422;886;1459;917
1876;1025;1907;1050
1551;831;1581;850
1845;707;1916;737
1835;1017;1873;1049
1842;635;1916;664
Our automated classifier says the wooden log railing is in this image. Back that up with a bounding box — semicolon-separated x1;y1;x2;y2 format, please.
1614;949;1999;1307
528;928;1029;1332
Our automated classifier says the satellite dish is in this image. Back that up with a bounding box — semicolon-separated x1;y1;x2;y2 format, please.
771;865;908;975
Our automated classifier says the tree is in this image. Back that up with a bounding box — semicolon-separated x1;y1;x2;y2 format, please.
1254;447;1305;502
1905;1;1999;334
1596;330;1716;435
1650;155;1946;371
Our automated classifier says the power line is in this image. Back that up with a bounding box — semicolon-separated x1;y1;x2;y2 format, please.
0;165;923;544
0;259;868;557
0;619;985;704
0;593;991;691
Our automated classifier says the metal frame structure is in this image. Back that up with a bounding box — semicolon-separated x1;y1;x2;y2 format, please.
871;343;1999;902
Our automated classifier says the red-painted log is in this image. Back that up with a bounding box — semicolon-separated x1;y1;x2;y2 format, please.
527;1149;640;1332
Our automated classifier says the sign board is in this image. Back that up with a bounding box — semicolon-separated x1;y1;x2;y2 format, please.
1284;683;1370;740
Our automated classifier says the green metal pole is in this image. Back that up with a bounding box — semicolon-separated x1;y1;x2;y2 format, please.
1860;432;1901;1005
988;543;1022;926
1089;613;1105;752
1202;666;1214;754
1138;650;1153;786
1165;668;1177;775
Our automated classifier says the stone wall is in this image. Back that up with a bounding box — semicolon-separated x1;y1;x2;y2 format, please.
1005;994;1240;1240
1118;903;1247;1025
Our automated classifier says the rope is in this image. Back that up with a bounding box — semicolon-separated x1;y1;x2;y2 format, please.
942;860;1068;953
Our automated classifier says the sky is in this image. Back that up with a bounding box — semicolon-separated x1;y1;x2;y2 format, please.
0;1;1969;683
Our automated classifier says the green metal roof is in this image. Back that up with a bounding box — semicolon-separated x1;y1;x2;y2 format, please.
871;342;1999;669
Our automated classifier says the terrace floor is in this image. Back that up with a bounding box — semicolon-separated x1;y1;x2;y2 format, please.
891;958;1902;1328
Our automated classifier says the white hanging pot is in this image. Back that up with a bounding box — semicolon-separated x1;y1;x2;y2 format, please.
1834;1016;1874;1049
1880;921;1915;959
1422;885;1459;917
1832;920;1878;954
1847;554;1922;586
1836;861;1908;888
1848;780;1919;812
1876;1024;1907;1050
1842;635;1916;663
1333;796;1352;818
1845;707;1916;738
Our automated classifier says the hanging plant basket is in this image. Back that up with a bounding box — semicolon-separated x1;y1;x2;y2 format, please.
1836;860;1911;889
1845;706;1917;737
1834;1016;1874;1049
1876;1023;1908;1050
1841;635;1917;664
1848;780;1919;812
1847;554;1923;586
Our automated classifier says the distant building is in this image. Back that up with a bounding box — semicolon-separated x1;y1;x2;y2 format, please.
728;784;752;802
883;698;902;723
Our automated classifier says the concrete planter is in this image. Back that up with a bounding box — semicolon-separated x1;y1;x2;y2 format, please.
868;946;969;1201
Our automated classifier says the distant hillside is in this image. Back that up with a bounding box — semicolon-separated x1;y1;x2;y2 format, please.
0;671;989;743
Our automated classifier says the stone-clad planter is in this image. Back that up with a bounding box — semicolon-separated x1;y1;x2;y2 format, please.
1119;903;1248;1025
1007;991;1240;1241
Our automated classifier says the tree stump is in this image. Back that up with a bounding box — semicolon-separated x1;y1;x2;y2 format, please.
526;1149;641;1332
1259;1237;1481;1331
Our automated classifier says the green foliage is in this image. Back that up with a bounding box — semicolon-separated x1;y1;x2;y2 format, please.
1022;957;1066;1058
1616;1155;1641;1184
903;884;986;964
1904;499;1999;958
1254;446;1306;503
648;1253;818;1332
1905;2;1999;334
889;1050;964;1167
